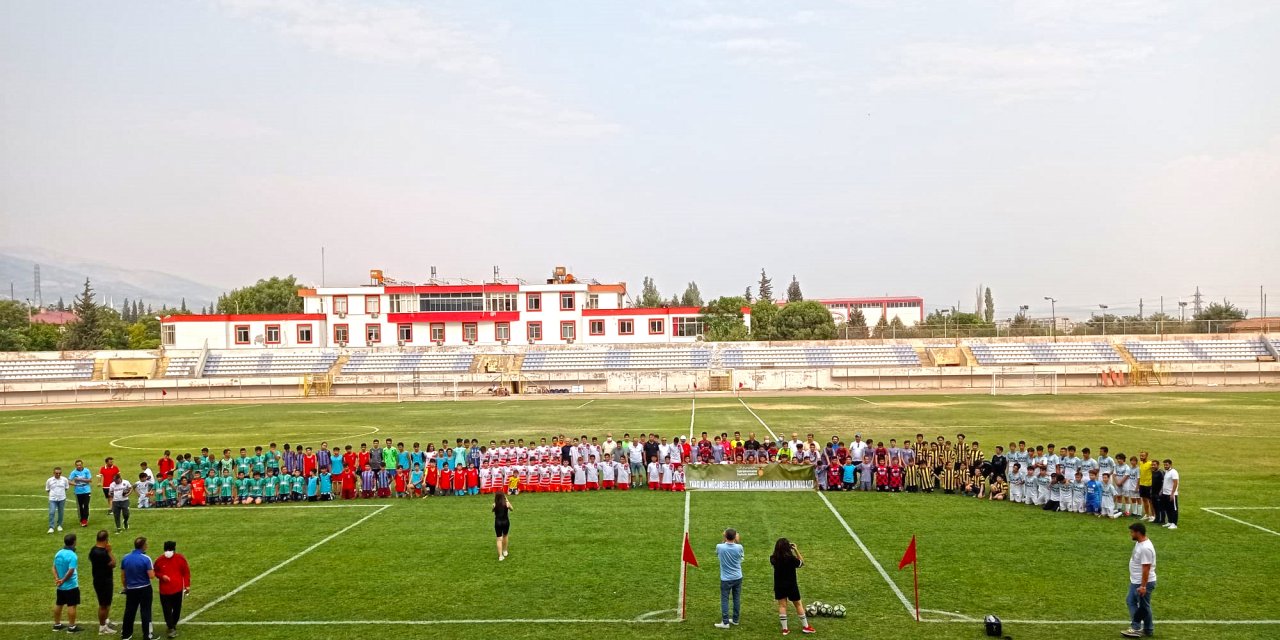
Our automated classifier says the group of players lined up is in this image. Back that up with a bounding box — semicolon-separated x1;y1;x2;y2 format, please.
93;434;703;510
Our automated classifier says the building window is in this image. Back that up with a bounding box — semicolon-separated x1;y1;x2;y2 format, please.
430;323;445;343
618;319;634;335
366;324;381;344
234;325;250;344
560;292;575;311
365;295;380;315
560;321;576;341
495;322;511;342
587;293;600;310
527;322;542;342
416;293;484;312
333;295;348;315
334;324;349;344
161;324;175;346
388;294;415;313
674;317;705;337
526;293;541;312
589;319;605;336
265;324;282;344
486;293;518;312
649;319;665;335
297;325;313;344
463;323;478;343
397;323;412;343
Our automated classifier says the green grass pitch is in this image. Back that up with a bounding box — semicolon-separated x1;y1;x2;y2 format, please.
2;391;1279;640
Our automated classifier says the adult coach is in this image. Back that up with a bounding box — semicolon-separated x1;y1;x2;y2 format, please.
52;533;84;633
493;492;513;561
155;540;192;639
109;474;133;533
70;460;93;527
714;528;743;629
89;530;120;635
1136;451;1155;522
99;457;120;515
120;536;155;640
771;538;814;635
46;466;70;534
1159;460;1179;530
1122;523;1157;638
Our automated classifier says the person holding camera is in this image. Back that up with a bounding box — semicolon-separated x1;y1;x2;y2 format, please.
714;528;744;629
771;538;814;635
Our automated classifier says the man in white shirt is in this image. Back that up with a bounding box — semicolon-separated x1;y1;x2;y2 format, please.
46;467;70;534
1159;459;1180;530
108;475;133;533
849;435;868;463
602;435;617;458
1122;522;1157;638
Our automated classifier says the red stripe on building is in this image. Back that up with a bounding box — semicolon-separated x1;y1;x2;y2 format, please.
383;284;520;294
385;312;521;323
161;314;326;323
581;307;702;317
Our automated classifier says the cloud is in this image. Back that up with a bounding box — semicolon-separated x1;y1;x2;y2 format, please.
871;41;1157;101
1010;0;1171;28
713;38;803;54
669;14;774;32
158;110;279;138
215;0;617;138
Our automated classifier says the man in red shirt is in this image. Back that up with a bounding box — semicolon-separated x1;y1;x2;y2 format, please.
154;540;191;639
157;451;175;481
98;458;120;515
302;447;318;477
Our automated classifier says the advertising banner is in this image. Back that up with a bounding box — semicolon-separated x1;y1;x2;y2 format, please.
686;463;816;491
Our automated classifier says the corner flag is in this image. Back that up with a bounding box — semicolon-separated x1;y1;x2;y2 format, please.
679;532;698;619
682;532;699;568
898;535;920;622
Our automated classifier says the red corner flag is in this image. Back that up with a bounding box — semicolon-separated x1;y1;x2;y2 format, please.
682;532;699;568
898;535;917;569
898;535;920;622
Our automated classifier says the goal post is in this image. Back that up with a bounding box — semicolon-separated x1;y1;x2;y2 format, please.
990;371;1058;395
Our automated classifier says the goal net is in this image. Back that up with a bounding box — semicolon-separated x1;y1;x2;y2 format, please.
990;371;1058;395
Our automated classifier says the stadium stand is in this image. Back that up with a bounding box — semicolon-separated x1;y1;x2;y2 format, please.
0;359;95;381
1123;340;1272;362
203;352;339;377
163;356;200;378
342;352;474;374
968;342;1123;365
721;345;921;368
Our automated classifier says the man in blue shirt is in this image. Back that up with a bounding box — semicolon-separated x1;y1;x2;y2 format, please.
53;533;83;633
120;537;155;640
715;528;744;629
69;460;94;527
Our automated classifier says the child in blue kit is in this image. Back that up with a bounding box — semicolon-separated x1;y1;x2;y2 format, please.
1085;469;1102;515
842;460;856;491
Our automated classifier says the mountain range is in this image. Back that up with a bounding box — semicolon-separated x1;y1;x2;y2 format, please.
0;246;226;311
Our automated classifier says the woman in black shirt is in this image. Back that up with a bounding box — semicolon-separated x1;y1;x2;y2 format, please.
771;538;813;635
493;492;513;561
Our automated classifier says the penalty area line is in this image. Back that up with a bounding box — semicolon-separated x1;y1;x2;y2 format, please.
576;399;595;409
180;504;391;623
818;492;917;619
183;618;682;626
1202;508;1280;537
736;396;778;441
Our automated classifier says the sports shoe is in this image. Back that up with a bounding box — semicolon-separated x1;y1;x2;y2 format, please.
502;551;508;558
53;624;65;631
48;528;54;534
802;626;816;634
81;520;88;527
166;630;177;638
781;629;790;635
498;555;504;561
1167;524;1177;530
67;626;84;634
99;625;112;635
1121;628;1142;637
714;622;731;629
731;620;739;625
57;525;64;531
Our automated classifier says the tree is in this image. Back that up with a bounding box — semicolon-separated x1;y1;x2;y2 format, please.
983;287;994;324
847;308;869;338
0;328;28;351
0;299;29;331
25;323;61;351
121;298;132;323
669;295;682;307
757;269;774;303
680;282;704;308
638;277;663;308
127;316;162;349
180;297;188;313
786;275;803;303
872;314;890;338
61;279;107;350
743;286;754;304
702;296;750;341
749;299;779;341
216;276;306;314
56;297;65;311
774;301;836;340
1194;300;1247;333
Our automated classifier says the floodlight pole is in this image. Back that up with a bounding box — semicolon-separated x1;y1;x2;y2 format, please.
1044;297;1057;342
1098;304;1109;335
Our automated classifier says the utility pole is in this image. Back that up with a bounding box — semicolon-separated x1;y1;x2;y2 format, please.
33;264;42;309
1192;286;1204;316
1044;296;1057;342
1138;298;1144;320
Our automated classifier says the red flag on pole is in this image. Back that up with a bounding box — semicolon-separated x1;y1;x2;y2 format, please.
682;532;699;568
898;535;920;622
898;535;917;570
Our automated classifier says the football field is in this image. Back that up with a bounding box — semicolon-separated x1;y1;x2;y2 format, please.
2;391;1279;640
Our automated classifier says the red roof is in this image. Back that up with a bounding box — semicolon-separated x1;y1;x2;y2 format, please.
30;310;77;325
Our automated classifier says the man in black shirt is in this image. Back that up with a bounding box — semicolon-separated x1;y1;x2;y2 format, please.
989;446;1008;481
744;434;760;452
643;435;660;467
87;530;118;635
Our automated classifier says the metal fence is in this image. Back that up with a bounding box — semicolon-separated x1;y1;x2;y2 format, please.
836;319;1273;340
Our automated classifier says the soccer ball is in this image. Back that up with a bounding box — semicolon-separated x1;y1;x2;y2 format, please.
820;603;833;616
833;604;846;618
806;604;817;617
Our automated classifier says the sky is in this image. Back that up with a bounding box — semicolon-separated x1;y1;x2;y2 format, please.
1;0;1277;320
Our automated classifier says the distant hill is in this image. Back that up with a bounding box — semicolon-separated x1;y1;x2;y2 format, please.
0;248;225;311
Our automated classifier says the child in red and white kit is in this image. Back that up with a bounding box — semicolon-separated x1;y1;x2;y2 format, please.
573;463;587;492
671;464;685;492
601;454;617;490
659;456;674;491
647;457;661;490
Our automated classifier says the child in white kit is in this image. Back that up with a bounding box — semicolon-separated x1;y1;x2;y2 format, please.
1009;463;1025;504
1070;471;1087;513
1101;472;1118;518
136;475;154;509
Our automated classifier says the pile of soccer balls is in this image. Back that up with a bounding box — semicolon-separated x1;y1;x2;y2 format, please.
806;601;846;618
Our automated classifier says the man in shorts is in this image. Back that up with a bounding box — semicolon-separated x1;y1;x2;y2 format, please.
89;529;120;634
53;533;84;633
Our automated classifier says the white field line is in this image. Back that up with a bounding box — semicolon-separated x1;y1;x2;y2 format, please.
1203;508;1280;537
183;618;681;626
0;494;45;498
677;394;694;614
495;401;509;406
817;492;917;619
576;399;595;409
192;404;262;415
736;397;778;441
108;426;381;451
924;619;1280;625
0;508;45;511
1109;418;1280;438
181;504;391;623
851;396;880;405
1203;506;1280;510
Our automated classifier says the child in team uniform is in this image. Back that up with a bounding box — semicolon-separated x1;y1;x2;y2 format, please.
1045;474;1064;511
659;456;674;491
888;461;904;492
1009;463;1024;504
466;464;480;496
646;457;660;491
383;467;399;498
1100;472;1118;518
319;468;333;501
1084;470;1102;515
841;460;856;491
616;459;631;490
1070;471;1087;513
219;469;234;505
585;458;600;491
394;468;408;498
1032;467;1050;506
305;472;318;502
411;463;425;497
988;475;1006;501
290;469;304;502
506;471;520;496
874;460;890;492
262;470;278;504
672;464;685;492
601;455;617;490
137;473;154;509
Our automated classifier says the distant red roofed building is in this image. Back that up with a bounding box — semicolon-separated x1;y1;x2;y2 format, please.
30;310;78;325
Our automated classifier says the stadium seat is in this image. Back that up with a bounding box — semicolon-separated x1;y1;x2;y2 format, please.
203;352;339;377
1123;340;1270;363
341;352;475;374
0;359;95;381
967;342;1122;365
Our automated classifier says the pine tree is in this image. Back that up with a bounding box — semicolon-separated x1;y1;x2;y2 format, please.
848;308;869;338
757;269;773;302
744;286;754;304
180;297;188;313
146;304;153;315
872;313;890;338
61;279;106;350
122;298;132;323
56;297;65;311
786;275;803;302
670;295;682;307
983;287;995;324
